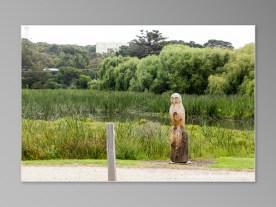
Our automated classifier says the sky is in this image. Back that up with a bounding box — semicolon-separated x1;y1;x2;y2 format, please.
21;25;255;48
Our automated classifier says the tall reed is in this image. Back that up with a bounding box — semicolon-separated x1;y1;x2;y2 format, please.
22;118;254;160
22;89;254;123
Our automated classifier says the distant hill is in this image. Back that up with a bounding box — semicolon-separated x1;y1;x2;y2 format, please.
22;38;100;71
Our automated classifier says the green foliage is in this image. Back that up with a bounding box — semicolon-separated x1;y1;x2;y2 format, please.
100;44;238;95
160;44;231;94
76;75;92;89
58;67;81;87
133;55;167;93
99;55;129;89
22;67;98;89
22;36;255;95
164;40;203;48
203;39;234;49
208;43;255;96
45;79;63;89
117;30;167;58
22;118;254;160
22;38;98;70
239;78;255;96
207;75;229;95
22;38;102;89
114;57;139;91
22;71;52;89
88;80;102;90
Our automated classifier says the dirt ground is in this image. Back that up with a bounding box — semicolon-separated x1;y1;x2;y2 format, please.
21;161;255;182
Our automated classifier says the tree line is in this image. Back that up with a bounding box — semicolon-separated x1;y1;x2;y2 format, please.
22;30;254;95
22;38;102;89
98;43;254;95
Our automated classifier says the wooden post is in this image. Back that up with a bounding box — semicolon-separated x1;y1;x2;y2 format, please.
170;127;188;163
106;123;116;181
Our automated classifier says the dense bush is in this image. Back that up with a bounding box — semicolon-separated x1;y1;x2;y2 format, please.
114;57;139;91
99;56;130;89
76;75;92;89
130;55;168;93
207;75;229;95
207;43;255;95
98;44;254;95
22;67;95;89
159;44;231;94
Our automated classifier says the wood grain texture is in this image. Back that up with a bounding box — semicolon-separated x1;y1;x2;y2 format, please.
106;123;116;181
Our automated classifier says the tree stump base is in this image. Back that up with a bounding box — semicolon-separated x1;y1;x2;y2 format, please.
170;126;188;163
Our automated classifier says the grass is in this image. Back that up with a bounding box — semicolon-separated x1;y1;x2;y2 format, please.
21;157;255;170
21;89;255;163
22;118;254;160
22;159;141;167
210;157;255;170
22;89;254;123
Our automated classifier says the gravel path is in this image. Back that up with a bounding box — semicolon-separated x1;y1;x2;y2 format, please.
21;165;255;182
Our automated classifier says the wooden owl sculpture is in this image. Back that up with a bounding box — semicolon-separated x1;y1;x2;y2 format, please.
169;93;188;163
169;93;185;128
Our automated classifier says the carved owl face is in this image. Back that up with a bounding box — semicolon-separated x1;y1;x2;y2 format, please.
170;93;182;105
